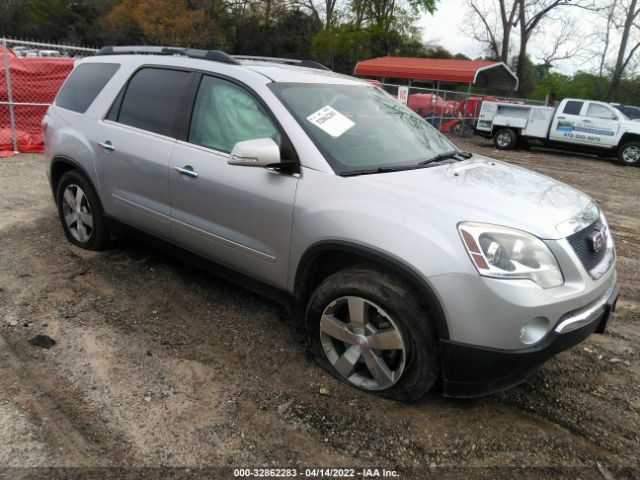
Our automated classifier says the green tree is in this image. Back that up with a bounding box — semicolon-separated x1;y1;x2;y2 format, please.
532;71;612;103
6;0;116;45
0;0;29;39
362;0;438;55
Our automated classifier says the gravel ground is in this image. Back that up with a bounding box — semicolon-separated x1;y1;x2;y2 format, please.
0;137;638;479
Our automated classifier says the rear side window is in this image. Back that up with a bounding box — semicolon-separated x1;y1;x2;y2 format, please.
55;63;120;113
563;101;583;115
116;68;191;137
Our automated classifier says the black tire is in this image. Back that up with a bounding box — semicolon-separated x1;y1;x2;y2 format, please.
618;141;640;166
493;128;517;150
56;170;110;250
305;266;440;402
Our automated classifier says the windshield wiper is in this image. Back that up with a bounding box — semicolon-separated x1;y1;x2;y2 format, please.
340;151;473;177
418;150;472;166
340;165;417;177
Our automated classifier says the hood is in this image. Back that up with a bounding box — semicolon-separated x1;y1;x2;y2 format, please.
352;156;594;239
622;119;640;130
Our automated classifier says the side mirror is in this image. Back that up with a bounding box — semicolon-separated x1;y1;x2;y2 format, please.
228;138;281;168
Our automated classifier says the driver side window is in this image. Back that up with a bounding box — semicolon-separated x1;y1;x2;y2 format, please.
189;75;281;153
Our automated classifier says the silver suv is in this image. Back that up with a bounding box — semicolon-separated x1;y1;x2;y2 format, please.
44;47;619;400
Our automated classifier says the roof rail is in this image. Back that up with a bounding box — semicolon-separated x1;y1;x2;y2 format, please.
233;55;330;71
97;46;241;65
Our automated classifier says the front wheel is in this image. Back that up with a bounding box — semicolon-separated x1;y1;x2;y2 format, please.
306;266;440;401
618;142;640;165
494;128;517;150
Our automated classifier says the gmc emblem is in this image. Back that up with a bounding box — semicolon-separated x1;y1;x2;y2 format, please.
588;229;606;253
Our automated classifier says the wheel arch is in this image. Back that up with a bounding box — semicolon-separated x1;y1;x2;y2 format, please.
293;241;449;340
618;133;640;150
492;125;520;137
50;156;100;203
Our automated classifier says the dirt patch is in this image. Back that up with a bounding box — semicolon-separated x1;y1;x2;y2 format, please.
0;146;638;479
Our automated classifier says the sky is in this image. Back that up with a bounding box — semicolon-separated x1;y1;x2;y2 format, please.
418;0;601;75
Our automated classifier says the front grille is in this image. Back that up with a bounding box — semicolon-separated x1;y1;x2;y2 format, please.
567;219;607;272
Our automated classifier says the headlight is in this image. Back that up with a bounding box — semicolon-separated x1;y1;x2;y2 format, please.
458;222;564;289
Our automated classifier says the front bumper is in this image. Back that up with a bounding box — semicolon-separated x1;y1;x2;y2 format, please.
440;282;619;398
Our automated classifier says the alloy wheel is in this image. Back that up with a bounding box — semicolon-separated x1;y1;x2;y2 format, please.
622;145;640;164
319;296;406;391
496;131;512;148
61;184;94;243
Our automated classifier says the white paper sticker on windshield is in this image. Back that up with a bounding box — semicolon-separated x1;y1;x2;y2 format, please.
306;106;355;138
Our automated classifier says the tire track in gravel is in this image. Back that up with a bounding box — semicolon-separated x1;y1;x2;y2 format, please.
0;333;134;467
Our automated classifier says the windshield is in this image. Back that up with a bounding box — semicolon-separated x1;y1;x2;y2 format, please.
612;105;631;121
270;83;457;175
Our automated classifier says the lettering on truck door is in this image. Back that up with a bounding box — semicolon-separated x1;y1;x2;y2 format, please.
549;100;585;145
578;103;620;147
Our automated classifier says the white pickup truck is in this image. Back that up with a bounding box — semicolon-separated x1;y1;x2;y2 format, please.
475;98;640;165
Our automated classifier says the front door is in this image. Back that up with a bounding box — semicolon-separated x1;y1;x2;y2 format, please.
549;99;585;144
169;75;298;287
579;102;620;147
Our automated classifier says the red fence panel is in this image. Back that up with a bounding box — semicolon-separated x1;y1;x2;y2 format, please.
1;44;76;155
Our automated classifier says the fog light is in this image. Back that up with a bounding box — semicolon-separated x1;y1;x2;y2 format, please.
519;317;550;345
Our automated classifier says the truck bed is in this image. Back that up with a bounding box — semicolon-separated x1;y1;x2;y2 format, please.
477;103;555;139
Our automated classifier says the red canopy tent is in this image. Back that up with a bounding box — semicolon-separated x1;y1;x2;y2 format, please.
1;46;75;155
354;57;519;90
355;57;518;133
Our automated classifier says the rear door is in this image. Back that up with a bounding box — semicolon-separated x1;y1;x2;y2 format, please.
168;74;299;287
95;67;193;239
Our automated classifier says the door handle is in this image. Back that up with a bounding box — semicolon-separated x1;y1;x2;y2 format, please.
583;119;592;123
557;116;566;120
174;165;199;178
98;140;114;152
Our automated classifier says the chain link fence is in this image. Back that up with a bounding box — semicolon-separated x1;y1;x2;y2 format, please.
1;38;97;156
379;82;545;136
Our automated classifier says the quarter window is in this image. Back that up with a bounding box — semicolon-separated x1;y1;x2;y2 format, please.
117;68;191;137
563;101;583;115
188;75;280;153
55;63;120;113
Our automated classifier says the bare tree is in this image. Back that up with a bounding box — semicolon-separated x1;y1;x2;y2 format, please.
466;0;596;93
536;14;582;71
596;0;619;76
515;0;597;93
289;0;341;27
464;0;518;61
608;0;640;100
351;0;367;28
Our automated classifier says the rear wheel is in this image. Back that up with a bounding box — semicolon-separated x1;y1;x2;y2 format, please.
56;170;110;250
306;266;440;401
494;128;517;150
618;141;640;165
